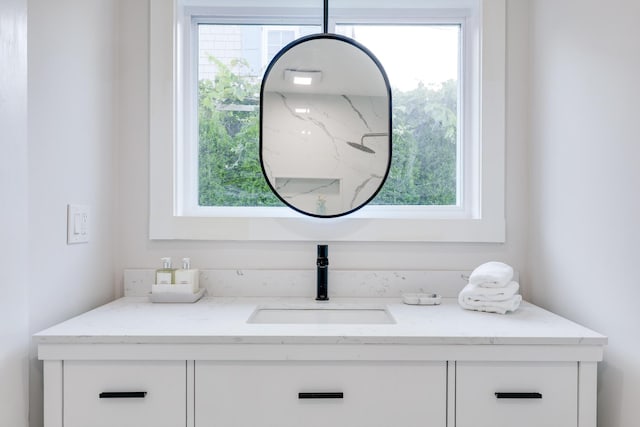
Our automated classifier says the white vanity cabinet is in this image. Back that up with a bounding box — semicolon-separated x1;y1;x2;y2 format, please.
35;297;606;427
455;362;579;427
62;361;187;427
194;361;447;427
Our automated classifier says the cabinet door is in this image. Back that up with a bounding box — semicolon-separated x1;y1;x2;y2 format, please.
456;362;577;427
64;360;186;427
195;361;446;427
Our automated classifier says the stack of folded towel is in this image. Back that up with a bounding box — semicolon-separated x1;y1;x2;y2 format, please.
458;261;522;314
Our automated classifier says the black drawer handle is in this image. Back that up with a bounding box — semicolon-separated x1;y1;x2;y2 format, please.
99;392;147;399
298;392;344;399
495;392;542;399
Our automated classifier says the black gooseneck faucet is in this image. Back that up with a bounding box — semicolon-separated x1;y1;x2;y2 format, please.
316;245;329;301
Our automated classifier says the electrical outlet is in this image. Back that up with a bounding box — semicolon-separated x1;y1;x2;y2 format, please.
67;204;90;244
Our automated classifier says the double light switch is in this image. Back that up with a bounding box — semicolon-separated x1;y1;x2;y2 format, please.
67;204;90;244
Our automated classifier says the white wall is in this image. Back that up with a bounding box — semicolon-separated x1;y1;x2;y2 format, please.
527;0;640;426
0;1;29;426
115;1;530;295
12;0;640;424
27;1;119;426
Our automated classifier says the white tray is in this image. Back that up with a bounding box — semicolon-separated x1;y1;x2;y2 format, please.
149;288;205;303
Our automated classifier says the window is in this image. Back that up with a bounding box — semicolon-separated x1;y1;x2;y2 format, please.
192;24;318;209
337;24;461;207
149;0;505;241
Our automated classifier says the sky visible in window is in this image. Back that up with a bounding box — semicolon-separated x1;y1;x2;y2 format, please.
340;25;460;91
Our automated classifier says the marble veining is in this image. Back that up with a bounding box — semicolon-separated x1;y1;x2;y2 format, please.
342;94;373;131
262;91;389;214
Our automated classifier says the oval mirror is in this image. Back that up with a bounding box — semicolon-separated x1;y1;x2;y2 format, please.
260;34;391;218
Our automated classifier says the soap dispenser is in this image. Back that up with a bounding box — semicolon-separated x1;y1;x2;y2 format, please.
156;257;175;285
175;257;199;292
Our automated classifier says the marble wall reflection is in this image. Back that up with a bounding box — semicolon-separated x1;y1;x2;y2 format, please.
262;91;389;216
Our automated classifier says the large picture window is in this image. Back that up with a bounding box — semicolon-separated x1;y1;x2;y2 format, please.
338;24;461;207
149;0;506;241
194;22;462;209
194;24;318;208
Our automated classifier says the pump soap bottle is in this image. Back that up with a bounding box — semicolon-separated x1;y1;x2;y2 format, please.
156;257;175;285
175;257;199;292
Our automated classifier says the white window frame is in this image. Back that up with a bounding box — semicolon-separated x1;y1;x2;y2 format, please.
149;0;505;242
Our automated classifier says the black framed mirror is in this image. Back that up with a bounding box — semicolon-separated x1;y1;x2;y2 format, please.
260;33;392;218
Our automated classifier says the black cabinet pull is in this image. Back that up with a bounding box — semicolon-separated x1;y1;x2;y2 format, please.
495;392;542;399
298;392;344;399
99;391;147;399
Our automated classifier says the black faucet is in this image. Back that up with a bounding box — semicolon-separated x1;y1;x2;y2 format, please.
316;245;329;301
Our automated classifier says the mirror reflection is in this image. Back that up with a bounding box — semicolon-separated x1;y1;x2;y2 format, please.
260;34;391;217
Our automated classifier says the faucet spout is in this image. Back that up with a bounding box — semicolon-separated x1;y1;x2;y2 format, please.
316;245;329;301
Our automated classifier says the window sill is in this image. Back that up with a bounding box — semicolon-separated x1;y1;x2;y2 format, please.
150;210;505;242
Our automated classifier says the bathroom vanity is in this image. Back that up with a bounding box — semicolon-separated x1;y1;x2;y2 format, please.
35;295;606;427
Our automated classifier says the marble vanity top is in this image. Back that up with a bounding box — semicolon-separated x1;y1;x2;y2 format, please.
34;296;606;346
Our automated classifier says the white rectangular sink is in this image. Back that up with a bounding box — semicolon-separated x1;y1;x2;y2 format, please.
247;305;395;324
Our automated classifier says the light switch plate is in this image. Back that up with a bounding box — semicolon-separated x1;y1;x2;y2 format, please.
67;204;90;244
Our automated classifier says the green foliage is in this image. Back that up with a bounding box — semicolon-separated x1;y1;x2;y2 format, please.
198;57;281;206
198;57;458;207
373;80;457;206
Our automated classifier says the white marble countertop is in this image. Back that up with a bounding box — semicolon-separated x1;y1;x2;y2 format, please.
34;296;607;346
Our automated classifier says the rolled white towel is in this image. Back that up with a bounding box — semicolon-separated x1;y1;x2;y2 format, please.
458;281;520;302
468;261;514;287
458;294;522;315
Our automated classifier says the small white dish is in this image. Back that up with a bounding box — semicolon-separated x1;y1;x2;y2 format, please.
402;293;441;305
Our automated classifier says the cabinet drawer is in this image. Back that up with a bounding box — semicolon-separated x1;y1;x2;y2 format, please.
63;361;186;427
456;362;577;427
195;361;446;427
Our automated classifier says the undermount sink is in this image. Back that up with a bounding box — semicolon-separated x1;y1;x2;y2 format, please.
247;305;395;325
